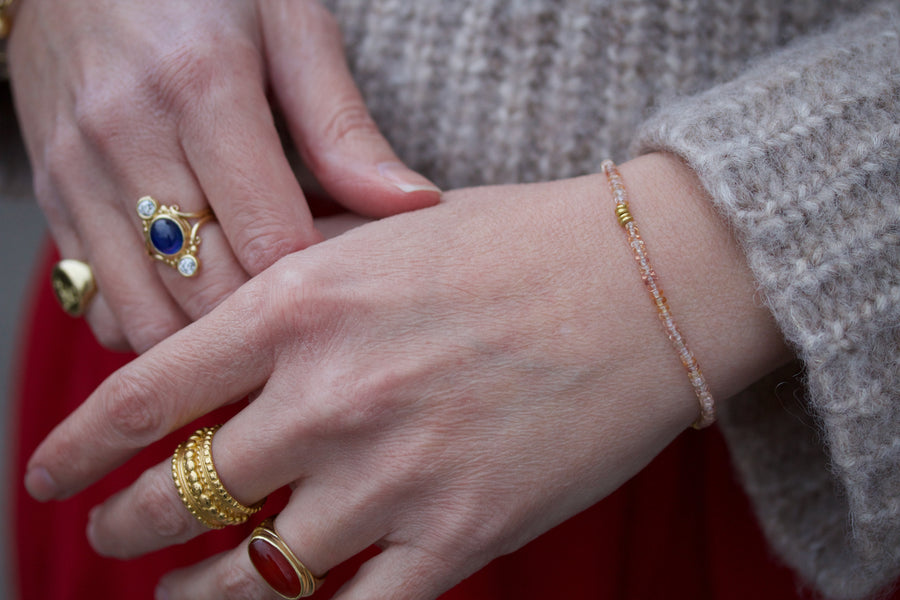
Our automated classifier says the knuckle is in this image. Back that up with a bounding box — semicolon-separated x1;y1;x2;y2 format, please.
42;126;84;188
318;99;380;151
305;1;341;37
220;560;268;600
99;370;166;446
141;35;257;120
141;42;222;118
234;230;307;275
260;258;335;332
73;87;133;150
132;471;195;543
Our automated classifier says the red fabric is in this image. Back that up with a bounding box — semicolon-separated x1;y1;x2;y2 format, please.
11;245;830;599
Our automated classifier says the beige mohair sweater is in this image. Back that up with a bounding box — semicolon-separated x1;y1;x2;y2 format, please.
3;1;899;598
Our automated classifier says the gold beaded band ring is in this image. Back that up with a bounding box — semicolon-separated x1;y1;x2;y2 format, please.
249;517;326;599
137;196;214;277
602;160;716;429
172;426;265;529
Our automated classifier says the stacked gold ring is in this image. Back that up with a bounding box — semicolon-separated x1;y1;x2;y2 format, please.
172;426;265;529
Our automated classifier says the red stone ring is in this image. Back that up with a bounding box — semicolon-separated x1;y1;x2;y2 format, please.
137;196;215;277
249;517;326;599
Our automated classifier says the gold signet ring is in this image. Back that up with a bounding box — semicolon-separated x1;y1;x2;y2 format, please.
51;259;97;317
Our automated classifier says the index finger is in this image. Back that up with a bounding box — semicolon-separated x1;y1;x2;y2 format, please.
23;287;276;502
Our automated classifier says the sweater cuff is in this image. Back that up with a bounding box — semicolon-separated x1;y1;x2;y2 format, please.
632;4;900;598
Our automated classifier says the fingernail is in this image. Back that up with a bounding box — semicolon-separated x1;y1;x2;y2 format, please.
24;466;58;501
155;586;171;600
377;162;442;194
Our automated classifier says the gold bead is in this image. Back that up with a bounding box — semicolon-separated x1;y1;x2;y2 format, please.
615;204;633;226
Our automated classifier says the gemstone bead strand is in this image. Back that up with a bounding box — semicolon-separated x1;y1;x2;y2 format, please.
601;160;716;429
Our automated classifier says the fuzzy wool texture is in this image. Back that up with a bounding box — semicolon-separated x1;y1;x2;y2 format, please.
634;5;900;597
3;1;900;598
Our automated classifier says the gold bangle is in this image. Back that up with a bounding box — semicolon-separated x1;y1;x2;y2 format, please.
601;160;716;429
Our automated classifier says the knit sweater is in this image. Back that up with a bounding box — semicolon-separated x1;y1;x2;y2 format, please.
3;1;899;598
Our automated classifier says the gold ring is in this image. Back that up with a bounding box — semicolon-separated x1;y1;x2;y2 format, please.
249;516;326;598
171;426;265;529
51;259;97;317
137;196;214;277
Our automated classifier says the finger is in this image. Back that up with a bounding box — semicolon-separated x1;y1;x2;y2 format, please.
108;138;251;320
86;460;206;559
48;248;130;351
45;121;190;352
83;386;384;561
80;408;315;558
260;0;442;217
328;546;457;600
23;289;276;501
155;542;281;600
83;292;131;352
152;218;251;320
158;535;455;600
70;81;253;324
155;507;366;600
34;174;131;350
172;39;321;276
70;188;189;353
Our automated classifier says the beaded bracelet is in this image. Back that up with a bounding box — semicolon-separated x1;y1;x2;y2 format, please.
601;160;716;429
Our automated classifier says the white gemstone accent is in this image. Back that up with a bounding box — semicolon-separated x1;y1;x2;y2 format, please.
178;255;198;277
137;197;157;219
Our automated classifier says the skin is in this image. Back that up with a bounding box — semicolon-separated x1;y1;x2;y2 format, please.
7;0;441;353
25;153;792;599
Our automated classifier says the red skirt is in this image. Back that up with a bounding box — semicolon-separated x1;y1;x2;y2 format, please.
12;245;822;599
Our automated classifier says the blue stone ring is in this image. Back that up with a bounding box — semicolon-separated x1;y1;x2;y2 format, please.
137;196;215;277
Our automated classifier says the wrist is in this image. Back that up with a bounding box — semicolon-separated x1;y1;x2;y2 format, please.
613;153;792;409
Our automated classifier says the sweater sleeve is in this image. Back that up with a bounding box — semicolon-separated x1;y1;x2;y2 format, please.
632;4;900;598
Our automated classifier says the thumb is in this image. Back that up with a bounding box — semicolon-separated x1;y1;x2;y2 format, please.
259;0;441;217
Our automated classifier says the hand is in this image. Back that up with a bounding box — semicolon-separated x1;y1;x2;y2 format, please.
8;0;440;352
25;154;789;599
